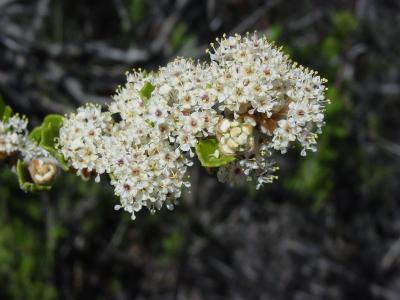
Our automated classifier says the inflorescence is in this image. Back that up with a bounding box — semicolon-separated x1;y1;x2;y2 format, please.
1;33;328;220
0;114;58;185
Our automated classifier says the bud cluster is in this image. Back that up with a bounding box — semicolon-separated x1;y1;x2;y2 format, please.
58;32;328;220
216;117;255;156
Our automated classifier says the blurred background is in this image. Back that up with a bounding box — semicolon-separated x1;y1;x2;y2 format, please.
1;0;400;299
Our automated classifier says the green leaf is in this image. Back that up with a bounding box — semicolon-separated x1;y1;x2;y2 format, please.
0;96;13;121
28;127;43;144
2;106;13;122
29;114;64;145
195;138;236;167
16;160;30;187
41;120;69;171
41;124;59;149
28;114;69;171
16;160;51;192
42;114;64;129
140;82;155;100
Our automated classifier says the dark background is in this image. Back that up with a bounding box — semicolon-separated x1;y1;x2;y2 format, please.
1;0;400;299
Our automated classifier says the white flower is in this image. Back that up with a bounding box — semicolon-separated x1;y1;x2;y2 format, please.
148;101;168;125
176;131;197;152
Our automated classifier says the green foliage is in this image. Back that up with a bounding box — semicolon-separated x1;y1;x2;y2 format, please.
321;36;341;61
29;114;69;171
334;10;359;36
128;0;146;24
0;221;57;300
170;22;197;52
0;174;57;300
286;86;347;209
278;10;355;208
161;229;184;261
0;95;13;121
2;107;13;122
16;159;52;192
171;23;187;50
29;115;63;144
139;82;155;101
266;25;283;41
0;166;118;299
195;138;236;167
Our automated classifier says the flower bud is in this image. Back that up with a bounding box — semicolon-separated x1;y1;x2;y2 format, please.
229;127;241;137
220;143;236;156
28;159;58;185
216;117;255;156
227;138;239;149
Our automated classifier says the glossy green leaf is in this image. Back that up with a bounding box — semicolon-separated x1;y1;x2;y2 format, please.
195;138;236;167
42;114;64;129
29;115;64;144
16;160;51;193
28;127;42;144
140;82;155;100
41;123;59;149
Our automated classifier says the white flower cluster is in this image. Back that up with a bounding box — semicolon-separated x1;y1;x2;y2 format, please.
208;34;327;156
59;102;192;219
0;115;27;158
0;114;59;186
0;114;50;162
58;32;327;219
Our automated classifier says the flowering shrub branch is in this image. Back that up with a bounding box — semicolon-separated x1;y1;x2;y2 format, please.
0;32;328;220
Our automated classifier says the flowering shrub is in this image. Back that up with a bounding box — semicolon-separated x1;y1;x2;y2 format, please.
0;33;328;220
